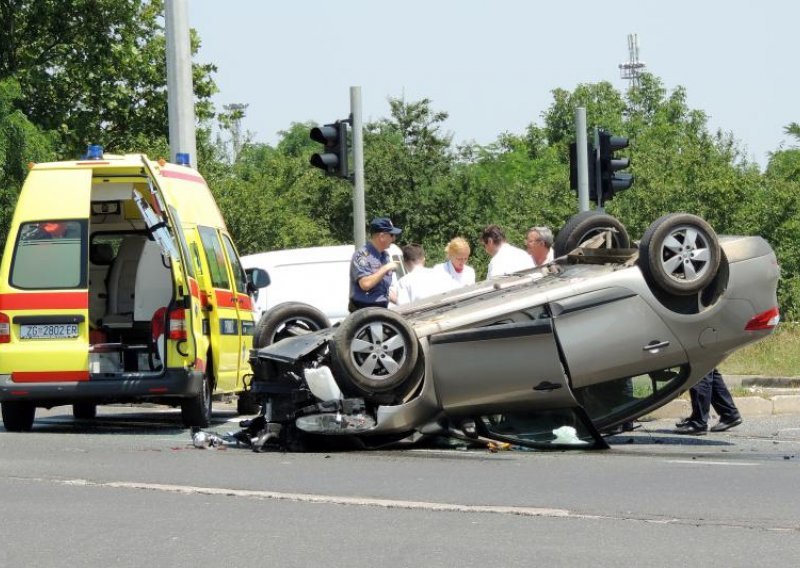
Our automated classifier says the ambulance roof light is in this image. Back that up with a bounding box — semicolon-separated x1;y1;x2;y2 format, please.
85;144;104;160
175;153;191;166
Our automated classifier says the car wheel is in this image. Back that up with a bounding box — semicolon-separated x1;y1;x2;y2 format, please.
553;211;631;257
182;367;212;428
1;401;36;432
73;403;97;420
253;302;330;349
638;213;721;296
330;307;419;400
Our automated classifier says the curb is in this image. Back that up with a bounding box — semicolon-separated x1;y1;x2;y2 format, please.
646;395;800;420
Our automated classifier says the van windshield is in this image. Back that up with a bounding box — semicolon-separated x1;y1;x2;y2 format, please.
11;220;87;289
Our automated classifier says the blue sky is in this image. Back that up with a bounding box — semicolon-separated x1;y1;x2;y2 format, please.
189;0;797;168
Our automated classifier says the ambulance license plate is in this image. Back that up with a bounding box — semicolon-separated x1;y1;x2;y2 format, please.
20;323;79;340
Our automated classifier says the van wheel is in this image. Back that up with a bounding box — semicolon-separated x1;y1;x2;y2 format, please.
73;403;97;420
253;302;330;348
2;401;36;432
330;308;419;401
182;368;212;428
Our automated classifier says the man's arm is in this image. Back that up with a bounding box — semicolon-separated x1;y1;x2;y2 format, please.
358;261;397;291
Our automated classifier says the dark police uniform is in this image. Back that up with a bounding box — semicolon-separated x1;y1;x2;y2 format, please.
349;241;393;311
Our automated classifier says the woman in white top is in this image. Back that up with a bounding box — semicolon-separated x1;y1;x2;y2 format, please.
434;237;476;287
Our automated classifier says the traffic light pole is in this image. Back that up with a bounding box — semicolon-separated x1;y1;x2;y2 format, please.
350;86;366;248
575;108;590;212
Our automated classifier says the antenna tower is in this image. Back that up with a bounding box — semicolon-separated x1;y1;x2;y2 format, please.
223;103;248;158
618;33;646;88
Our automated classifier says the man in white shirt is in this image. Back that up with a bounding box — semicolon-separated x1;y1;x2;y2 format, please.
481;224;535;278
525;226;555;267
395;244;457;306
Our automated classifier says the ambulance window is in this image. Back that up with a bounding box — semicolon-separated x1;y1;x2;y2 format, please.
168;206;195;278
222;234;248;294
190;243;204;276
11;220;87;289
198;226;230;290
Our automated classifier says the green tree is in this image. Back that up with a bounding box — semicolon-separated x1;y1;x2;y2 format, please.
0;0;217;157
0;78;56;243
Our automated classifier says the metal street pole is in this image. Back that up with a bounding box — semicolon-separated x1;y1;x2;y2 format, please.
594;128;603;212
165;0;197;167
350;86;366;248
575;107;589;212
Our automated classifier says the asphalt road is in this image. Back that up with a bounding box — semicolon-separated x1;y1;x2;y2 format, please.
0;403;798;567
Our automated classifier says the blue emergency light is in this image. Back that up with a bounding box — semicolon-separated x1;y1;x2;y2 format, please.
85;145;104;160
175;153;191;166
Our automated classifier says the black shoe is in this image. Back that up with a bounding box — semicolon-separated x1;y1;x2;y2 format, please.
675;417;692;427
622;421;636;432
674;422;708;435
710;416;742;432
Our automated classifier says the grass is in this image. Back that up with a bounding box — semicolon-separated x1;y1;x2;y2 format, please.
719;322;800;377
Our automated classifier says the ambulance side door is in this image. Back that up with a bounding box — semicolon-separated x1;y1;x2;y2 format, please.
196;226;240;390
220;233;254;389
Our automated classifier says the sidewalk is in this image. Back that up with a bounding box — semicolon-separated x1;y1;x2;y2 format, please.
645;374;800;420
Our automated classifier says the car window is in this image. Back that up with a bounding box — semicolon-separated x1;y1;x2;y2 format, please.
476;408;597;448
221;234;247;294
572;366;687;429
197;226;230;290
11;220;87;289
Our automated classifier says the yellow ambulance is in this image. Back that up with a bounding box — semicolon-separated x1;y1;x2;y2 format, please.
0;147;268;431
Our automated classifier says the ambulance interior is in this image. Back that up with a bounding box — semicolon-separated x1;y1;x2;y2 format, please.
88;181;175;375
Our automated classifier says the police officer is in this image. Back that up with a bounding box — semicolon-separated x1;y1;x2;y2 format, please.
349;217;402;312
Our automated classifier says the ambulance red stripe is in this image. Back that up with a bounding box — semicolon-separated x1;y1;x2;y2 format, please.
12;370;90;383
0;292;88;310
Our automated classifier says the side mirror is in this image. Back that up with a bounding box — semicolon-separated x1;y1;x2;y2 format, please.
246;267;271;293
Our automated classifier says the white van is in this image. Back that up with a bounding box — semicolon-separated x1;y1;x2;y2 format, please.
241;244;405;325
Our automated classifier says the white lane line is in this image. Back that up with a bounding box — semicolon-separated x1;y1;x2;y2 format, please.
57;478;585;519
667;460;760;466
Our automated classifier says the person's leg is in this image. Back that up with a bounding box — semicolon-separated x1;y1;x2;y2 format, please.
709;368;741;421
689;372;712;427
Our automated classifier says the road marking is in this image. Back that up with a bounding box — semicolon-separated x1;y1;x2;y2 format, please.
667;460;759;466
9;477;794;532
57;478;579;518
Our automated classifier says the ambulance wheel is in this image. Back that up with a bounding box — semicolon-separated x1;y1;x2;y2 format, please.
2;401;36;432
182;368;212;428
73;403;97;420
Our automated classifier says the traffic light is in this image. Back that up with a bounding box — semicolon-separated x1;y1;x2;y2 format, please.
569;142;595;193
598;130;634;201
310;120;349;179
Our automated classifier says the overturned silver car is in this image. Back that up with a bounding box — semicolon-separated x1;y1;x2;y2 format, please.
243;212;780;451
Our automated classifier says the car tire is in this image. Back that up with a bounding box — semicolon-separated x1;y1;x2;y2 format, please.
253;302;330;349
638;213;721;296
553;211;631;257
330;307;419;401
182;367;212;428
73;403;97;420
2;401;36;432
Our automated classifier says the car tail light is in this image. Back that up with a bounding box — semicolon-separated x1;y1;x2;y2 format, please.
168;308;187;340
745;306;780;331
0;312;9;343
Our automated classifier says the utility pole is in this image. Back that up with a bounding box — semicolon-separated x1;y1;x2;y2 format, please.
350;86;365;248
165;0;197;167
575;108;590;212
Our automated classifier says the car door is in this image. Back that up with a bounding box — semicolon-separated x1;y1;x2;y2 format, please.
550;287;687;389
429;305;577;416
